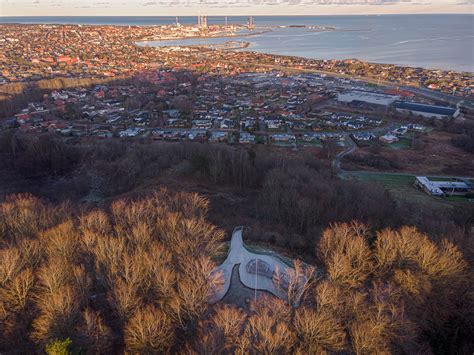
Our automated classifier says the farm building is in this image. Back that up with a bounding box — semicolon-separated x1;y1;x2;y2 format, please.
415;176;473;197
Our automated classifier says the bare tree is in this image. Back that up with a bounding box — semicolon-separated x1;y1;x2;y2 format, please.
294;307;347;353
124;305;175;353
274;259;316;307
75;308;114;354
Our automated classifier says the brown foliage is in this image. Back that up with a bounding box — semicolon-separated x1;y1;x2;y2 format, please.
74;309;114;354
193;304;246;353
294;307;347;353
32;285;81;344
0;194;60;242
318;222;373;288
0;192;472;354
124;305;175;353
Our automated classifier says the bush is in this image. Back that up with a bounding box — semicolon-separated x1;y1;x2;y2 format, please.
45;338;72;355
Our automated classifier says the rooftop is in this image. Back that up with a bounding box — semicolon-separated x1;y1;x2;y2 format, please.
395;101;457;116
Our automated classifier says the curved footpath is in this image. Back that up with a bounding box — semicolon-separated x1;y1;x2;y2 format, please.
210;227;295;304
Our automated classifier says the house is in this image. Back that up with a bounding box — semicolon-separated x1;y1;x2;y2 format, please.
94;130;113;139
271;134;296;143
265;119;283;130
220;119;235;129
352;132;375;141
188;129;207;141
379;134;399;144
408;123;426;132
192;120;212;129
162;109;180;119
391;127;408;136
241;119;256;130
209;131;229;142
239;132;255;144
119;127;144;137
152;129;182;141
302;133;320;142
165;118;187;128
288;121;307;130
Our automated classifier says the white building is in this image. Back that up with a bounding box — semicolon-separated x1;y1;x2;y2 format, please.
119;127;144;137
337;90;400;107
415;176;472;197
379;134;399;144
239;132;256;144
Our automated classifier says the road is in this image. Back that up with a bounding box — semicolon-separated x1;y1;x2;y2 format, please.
332;122;400;175
332;135;356;173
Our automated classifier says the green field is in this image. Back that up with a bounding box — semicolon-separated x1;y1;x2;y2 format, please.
351;172;415;186
298;139;322;148
384;138;411;150
345;171;472;208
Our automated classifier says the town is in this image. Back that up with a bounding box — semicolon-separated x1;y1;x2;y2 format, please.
1;21;473;201
0;22;472;97
4;68;464;148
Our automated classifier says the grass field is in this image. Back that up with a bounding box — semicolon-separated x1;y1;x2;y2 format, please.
345;171;472;208
298;139;322;148
384;139;411;150
351;172;415;186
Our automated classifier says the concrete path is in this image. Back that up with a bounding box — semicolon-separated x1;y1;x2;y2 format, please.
209;227;297;304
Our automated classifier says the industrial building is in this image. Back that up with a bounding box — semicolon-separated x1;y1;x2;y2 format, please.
337;90;400;107
414;176;473;197
395;101;459;119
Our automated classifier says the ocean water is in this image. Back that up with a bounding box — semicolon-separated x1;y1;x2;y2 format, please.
2;15;473;72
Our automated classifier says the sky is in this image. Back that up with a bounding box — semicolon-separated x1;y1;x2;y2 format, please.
1;0;473;16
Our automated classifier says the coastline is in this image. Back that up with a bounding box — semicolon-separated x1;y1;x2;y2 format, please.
136;28;271;44
136;31;473;76
1;21;472;99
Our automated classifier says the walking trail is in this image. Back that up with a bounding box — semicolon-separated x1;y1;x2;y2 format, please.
210;227;302;304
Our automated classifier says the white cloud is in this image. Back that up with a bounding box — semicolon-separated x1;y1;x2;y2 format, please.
1;0;472;15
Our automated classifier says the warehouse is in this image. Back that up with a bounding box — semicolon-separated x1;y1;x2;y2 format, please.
337;90;400;107
395;101;459;119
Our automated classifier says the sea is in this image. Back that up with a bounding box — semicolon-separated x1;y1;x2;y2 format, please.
1;15;473;72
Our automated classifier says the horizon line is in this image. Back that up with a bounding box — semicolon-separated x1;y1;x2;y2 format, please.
1;12;473;17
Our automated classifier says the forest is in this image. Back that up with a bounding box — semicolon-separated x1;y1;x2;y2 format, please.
0;132;473;353
0;192;472;353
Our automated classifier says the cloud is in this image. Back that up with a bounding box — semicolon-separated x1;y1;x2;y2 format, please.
3;0;469;15
11;0;444;6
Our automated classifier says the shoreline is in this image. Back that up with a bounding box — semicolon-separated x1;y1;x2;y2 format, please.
1;22;471;99
136;28;271;44
137;32;473;75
